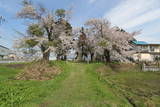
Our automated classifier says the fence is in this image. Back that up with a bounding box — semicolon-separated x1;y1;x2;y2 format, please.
142;64;160;71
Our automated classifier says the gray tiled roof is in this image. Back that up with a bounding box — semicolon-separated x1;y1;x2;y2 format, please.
0;45;10;56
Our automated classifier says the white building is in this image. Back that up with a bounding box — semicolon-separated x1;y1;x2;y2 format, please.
0;45;15;60
133;41;160;61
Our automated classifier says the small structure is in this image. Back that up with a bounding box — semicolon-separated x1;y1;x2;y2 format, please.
133;41;160;62
142;62;160;71
0;45;15;60
142;64;160;71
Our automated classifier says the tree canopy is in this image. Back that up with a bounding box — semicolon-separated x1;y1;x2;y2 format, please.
15;0;140;62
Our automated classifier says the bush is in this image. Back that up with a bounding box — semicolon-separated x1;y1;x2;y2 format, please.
16;62;61;81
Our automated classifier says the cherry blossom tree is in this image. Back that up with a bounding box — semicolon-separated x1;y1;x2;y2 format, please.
15;0;140;63
75;18;140;62
16;0;73;61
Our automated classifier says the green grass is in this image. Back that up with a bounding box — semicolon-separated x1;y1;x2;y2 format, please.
39;63;130;107
0;61;70;107
106;72;160;107
0;62;160;107
97;63;160;107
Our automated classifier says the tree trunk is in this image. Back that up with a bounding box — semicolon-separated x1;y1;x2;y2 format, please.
92;53;97;62
56;54;61;60
90;53;94;62
64;55;67;61
77;51;83;62
42;50;50;61
40;44;50;62
104;49;110;62
75;52;78;60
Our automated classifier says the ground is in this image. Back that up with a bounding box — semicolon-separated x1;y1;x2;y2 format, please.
0;62;160;107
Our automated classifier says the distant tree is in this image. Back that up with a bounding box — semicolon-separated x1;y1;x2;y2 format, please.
0;16;5;24
0;16;5;39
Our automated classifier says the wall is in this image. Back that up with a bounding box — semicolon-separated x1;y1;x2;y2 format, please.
133;53;153;61
142;65;160;71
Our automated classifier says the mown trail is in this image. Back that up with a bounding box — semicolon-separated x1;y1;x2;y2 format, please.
41;63;131;107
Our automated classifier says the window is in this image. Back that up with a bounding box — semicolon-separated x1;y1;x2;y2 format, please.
150;46;155;52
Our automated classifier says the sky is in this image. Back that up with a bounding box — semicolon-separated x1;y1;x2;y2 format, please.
0;0;160;49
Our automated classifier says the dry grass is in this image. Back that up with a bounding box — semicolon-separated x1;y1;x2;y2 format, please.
96;63;140;77
16;62;61;81
96;65;115;77
109;63;141;72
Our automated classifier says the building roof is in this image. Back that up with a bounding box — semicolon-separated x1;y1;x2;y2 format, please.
0;45;9;50
133;41;160;46
0;45;11;56
133;41;148;45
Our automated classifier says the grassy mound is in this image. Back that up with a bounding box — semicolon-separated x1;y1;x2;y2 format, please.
16;62;61;81
0;61;67;106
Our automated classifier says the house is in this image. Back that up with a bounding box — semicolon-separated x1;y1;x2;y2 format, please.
0;45;15;60
133;41;160;61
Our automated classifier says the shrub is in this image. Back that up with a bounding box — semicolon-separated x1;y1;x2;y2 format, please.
16;62;61;81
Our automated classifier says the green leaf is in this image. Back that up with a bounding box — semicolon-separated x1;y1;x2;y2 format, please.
25;39;39;48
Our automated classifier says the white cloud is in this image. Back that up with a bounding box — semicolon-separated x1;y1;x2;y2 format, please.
104;0;160;29
135;21;160;43
88;0;97;4
136;34;160;43
121;9;160;29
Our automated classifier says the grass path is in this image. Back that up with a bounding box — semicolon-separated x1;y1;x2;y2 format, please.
40;63;131;107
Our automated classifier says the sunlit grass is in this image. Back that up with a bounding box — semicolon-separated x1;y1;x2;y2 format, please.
0;62;159;107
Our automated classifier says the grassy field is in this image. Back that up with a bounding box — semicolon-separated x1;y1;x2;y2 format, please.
96;63;160;107
0;62;160;107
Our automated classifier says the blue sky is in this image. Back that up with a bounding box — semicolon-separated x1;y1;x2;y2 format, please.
0;0;160;49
